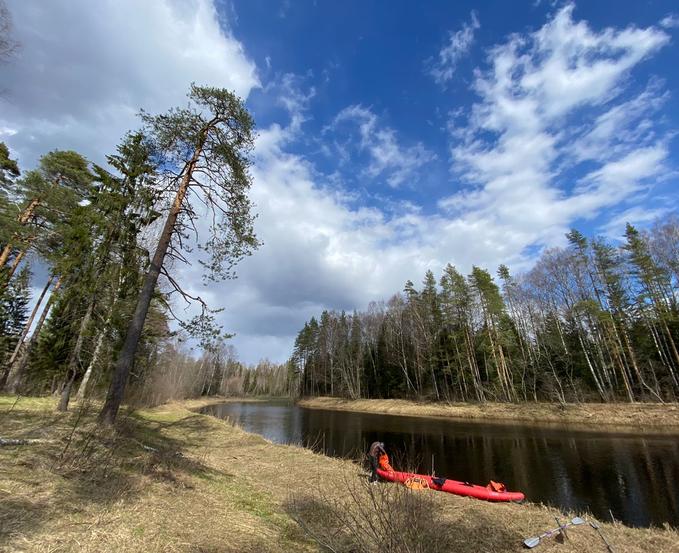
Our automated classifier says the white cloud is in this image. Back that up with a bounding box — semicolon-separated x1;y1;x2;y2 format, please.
571;79;668;163
428;11;480;85
0;0;263;360
599;205;673;238
0;0;259;168
330;105;436;187
268;73;316;132
566;146;668;215
660;14;679;29
208;93;546;361
442;3;671;253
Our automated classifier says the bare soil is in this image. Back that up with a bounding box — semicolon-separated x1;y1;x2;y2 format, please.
1;394;677;552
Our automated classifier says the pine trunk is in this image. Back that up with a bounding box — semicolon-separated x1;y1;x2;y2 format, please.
0;198;39;268
3;248;25;284
0;244;12;270
98;141;204;425
75;329;104;401
57;370;77;412
77;270;125;401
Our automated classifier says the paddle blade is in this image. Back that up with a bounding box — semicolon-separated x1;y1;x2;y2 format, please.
572;517;586;525
523;537;540;549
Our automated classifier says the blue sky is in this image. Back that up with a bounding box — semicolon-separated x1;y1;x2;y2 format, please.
235;0;679;227
1;1;678;363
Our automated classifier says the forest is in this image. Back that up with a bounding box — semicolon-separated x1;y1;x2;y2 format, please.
291;219;679;403
0;84;263;422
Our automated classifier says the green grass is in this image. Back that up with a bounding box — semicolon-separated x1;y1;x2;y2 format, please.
0;393;54;410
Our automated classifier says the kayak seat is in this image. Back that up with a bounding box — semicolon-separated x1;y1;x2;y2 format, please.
432;477;447;487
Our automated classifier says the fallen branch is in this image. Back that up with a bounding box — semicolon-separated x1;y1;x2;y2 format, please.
0;437;53;446
134;439;158;452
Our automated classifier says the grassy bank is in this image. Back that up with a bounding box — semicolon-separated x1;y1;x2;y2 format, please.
298;397;679;432
1;395;677;552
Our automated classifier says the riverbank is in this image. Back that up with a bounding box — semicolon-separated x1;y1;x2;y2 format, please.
1;395;677;552
298;397;679;433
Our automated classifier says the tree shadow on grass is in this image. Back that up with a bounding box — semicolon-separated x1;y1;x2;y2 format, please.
0;403;233;550
0;497;47;546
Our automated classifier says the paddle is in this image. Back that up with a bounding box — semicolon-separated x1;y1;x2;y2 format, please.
523;517;586;549
590;520;615;552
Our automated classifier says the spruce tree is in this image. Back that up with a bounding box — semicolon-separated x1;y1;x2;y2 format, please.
0;265;30;367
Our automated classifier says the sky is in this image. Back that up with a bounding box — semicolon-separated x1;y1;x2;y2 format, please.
1;0;678;364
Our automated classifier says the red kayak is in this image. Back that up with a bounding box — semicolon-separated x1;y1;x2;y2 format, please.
376;469;525;502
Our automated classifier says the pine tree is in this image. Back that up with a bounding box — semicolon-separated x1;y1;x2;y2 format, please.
99;85;259;424
440;264;484;401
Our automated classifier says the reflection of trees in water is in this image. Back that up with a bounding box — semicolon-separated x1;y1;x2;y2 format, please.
204;402;679;527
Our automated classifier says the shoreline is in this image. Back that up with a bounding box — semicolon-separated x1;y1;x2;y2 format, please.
297;397;679;434
2;394;678;552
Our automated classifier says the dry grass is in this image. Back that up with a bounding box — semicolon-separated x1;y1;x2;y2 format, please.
287;469;679;553
1;394;678;553
298;397;679;433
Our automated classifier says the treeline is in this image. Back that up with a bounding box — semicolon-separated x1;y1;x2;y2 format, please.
0;85;260;423
132;341;292;407
290;220;679;403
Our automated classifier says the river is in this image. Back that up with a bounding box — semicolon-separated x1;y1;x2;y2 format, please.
199;400;679;528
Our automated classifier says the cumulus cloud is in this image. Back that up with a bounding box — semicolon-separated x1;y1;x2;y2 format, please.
0;0;259;167
428;11;480;85
179;5;674;363
0;0;262;358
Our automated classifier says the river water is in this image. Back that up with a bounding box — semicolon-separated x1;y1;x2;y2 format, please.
199;400;679;528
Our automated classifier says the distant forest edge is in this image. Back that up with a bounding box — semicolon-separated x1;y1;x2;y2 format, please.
290;218;679;403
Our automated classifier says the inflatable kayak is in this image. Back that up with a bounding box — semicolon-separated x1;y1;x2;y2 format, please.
376;469;525;502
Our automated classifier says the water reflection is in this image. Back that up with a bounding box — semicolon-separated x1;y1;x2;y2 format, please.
200;401;679;528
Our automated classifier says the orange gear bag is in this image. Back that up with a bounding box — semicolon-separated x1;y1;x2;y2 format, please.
404;476;429;490
486;480;506;492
